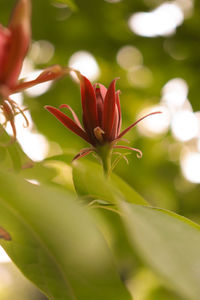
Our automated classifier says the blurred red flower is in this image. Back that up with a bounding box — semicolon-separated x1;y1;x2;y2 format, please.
0;0;67;140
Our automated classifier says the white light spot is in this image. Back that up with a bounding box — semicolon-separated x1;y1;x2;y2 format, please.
117;45;143;70
9;92;23;105
171;110;199;142
18;132;49;162
29;40;55;64
69;51;100;82
128;3;184;37
0;247;11;263
19;58;34;79
127;66;153;88
24;70;52;97
5;112;49;162
137;105;170;137
181;149;200;183
162;78;188;109
26;179;40;185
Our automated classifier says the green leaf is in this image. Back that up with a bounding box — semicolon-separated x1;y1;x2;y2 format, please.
0;169;131;300
0;125;22;172
72;159;147;205
120;202;200;300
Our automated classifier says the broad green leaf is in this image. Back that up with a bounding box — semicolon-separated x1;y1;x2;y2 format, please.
73;159;147;205
0;169;131;300
120;202;200;300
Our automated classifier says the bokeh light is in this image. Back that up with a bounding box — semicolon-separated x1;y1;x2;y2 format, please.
5;111;49;162
137;105;170;137
171;110;199;142
0;247;11;264
127;66;153;88
117;45;143;70
68;51;100;81
128;2;184;37
29;40;55;64
181;149;200;183
161;78;188;111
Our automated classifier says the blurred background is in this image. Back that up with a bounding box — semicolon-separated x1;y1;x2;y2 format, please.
0;0;200;299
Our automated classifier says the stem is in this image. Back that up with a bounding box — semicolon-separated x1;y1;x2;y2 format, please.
96;144;113;177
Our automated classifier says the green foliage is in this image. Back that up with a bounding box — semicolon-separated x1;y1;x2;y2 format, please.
1;0;200;299
0;168;131;300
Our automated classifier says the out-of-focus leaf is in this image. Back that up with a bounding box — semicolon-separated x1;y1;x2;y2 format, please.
72;159;147;205
53;0;78;11
0;169;131;300
0;125;22;172
120;202;200;300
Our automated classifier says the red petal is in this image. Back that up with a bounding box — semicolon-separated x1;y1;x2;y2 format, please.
0;26;11;81
60;104;83;129
116;91;122;136
93;83;107;100
45;106;91;144
93;84;106;127
80;75;98;135
1;0;31;89
102;78;119;141
13;65;68;93
117;111;162;139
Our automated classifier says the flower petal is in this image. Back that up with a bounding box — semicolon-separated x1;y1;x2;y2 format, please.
116;90;122;136
1;0;31;89
59;104;83;129
13;65;69;93
117;111;162;139
0;26;11;80
45;105;91;144
102;78;119;141
80;75;98;135
93;83;107;100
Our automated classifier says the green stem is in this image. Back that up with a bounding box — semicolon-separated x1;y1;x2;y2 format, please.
96;144;113;177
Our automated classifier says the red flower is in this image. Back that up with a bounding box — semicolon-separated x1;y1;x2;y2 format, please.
0;0;68;140
45;74;161;173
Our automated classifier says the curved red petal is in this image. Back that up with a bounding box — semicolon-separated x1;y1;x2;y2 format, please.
1;0;31;89
116;91;122;136
80;75;98;135
60;104;83;129
117;111;162;139
93;83;107;100
45;105;91;144
13;65;68;93
102;78;119;141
